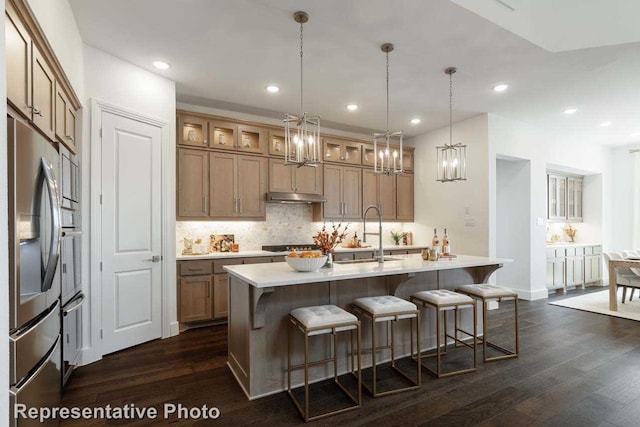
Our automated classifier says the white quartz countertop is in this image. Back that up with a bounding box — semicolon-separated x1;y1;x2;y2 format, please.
176;245;429;261
223;254;513;288
545;242;601;248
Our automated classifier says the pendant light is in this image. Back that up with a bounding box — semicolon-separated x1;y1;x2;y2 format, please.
436;67;467;182
284;11;321;167
374;43;404;175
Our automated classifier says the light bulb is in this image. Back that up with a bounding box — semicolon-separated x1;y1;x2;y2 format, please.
393;150;398;158
378;150;384;159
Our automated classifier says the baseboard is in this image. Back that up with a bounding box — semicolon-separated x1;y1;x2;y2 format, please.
514;288;549;301
169;321;180;337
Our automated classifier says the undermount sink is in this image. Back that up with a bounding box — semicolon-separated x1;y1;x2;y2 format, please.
334;257;402;265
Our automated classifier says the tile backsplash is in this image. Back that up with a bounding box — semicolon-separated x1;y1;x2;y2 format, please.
176;204;414;253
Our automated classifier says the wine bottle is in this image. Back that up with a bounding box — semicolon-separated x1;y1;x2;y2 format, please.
432;228;440;254
442;228;450;255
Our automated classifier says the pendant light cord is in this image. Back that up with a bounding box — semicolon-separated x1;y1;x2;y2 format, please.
386;51;390;132
299;20;304;113
449;71;453;146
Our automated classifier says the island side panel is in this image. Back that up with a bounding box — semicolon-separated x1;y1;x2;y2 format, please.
228;275;251;396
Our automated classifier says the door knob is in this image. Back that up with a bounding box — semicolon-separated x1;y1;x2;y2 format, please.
146;255;162;262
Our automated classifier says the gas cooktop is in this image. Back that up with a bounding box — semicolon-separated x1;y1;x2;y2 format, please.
262;244;319;252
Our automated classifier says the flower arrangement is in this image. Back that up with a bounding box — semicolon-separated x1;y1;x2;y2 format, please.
313;222;349;254
563;223;577;243
390;230;406;245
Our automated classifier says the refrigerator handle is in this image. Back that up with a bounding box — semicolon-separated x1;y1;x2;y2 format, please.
63;293;85;316
41;158;61;293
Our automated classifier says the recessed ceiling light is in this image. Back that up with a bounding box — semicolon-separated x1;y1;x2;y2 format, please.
265;85;280;93
410;118;421;125
346;104;358;111
563;108;577;115
600;121;612;127
492;84;509;92
152;61;170;70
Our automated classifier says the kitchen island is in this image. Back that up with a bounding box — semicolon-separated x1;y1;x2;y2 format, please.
224;254;512;399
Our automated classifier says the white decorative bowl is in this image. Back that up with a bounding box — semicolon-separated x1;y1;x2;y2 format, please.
285;255;328;272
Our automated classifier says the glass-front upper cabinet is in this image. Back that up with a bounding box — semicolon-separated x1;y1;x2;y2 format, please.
179;116;208;147
547;172;583;222
567;177;583;221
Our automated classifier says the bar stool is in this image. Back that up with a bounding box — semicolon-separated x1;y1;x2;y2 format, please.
351;295;421;396
410;289;477;378
456;284;519;362
287;305;361;422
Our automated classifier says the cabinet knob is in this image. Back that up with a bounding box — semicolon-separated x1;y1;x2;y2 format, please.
203;139;207;144
65;135;74;142
29;105;43;117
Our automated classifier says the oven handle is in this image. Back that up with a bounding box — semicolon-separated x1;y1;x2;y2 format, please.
62;230;83;237
63;293;85;316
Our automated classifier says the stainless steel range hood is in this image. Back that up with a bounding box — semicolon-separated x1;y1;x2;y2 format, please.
266;192;327;204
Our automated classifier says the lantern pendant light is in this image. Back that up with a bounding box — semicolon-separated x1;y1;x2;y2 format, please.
436;67;467;182
284;11;321;168
374;43;404;175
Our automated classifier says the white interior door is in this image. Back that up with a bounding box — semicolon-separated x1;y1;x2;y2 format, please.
101;111;162;355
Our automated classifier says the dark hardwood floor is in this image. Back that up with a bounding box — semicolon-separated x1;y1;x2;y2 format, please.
61;287;640;426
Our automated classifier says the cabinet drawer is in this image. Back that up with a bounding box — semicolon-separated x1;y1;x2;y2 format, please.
565;248;577;257
271;256;286;263
213;258;243;274
333;252;354;261
583;246;593;256
592;246;602;255
179;261;212;276
406;249;422;254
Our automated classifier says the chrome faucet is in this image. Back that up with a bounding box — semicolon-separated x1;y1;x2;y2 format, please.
363;204;384;264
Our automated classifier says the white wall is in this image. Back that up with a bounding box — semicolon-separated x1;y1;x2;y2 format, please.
496;158;531;293
82;45;177;363
407;114;490;255
610;145;637;250
1;1;10;423
25;0;84;99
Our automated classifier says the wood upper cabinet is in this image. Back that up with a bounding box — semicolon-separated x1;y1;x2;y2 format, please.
396;174;414;221
179;115;209;147
210;152;266;219
363;169;414;222
322;138;361;165
315;165;361;220
209;119;237;150
179;276;212;323
209;151;237;217
237;124;266;154
269;158;322;195
31;46;56;140
268;129;296;158
55;84;77;153
402;148;414;171
237;155;267;217
362;144;412;171
6;7;32;118
177;148;209;218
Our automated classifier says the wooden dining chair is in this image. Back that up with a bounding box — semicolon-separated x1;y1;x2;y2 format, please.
604;252;640;303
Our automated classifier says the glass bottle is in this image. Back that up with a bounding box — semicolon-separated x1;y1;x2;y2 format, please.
432;228;440;255
442;228;450;255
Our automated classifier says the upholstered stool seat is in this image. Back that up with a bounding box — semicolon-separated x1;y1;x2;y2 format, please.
411;289;477;378
352;296;421;396
456;284;519;362
288;305;361;422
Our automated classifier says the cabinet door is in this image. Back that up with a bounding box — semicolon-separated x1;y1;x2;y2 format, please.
237;155;267;218
547;175;558;218
295;163;322;194
557;177;566;218
396;174;414;221
322;164;343;219
362;146;376;167
402;148;414;171
179;276;212;323
343;142;362;165
342;166;362;219
178;115;208;147
238;125;266;154
362;169;378;213
209;152;237;217
269;158;294;192
65;105;77;152
322;138;343;162
32;47;56;140
379;174;396;220
6;8;32;118
55;85;68;143
568;178;583;221
177;148;209;217
209;120;237;150
213;274;229;319
268;129;286;157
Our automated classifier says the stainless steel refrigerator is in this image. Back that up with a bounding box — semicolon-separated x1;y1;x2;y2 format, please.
8;116;62;427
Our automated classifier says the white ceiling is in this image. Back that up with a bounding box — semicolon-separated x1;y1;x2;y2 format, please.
69;0;640;144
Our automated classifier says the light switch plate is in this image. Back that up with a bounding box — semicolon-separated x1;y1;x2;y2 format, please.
537;217;545;226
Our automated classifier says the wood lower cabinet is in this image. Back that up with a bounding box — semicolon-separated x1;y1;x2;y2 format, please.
213;274;229;319
179;275;212;323
315;164;361;220
177;148;209;218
